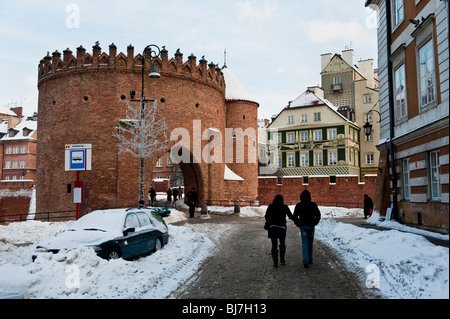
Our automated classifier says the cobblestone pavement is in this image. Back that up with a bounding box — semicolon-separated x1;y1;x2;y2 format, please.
171;213;382;299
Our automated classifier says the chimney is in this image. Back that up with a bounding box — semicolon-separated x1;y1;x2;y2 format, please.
321;53;332;72
11;107;23;117
357;59;375;88
342;49;354;67
307;86;324;99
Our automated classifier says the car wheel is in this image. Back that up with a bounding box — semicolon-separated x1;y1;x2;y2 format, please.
153;237;163;253
107;246;121;260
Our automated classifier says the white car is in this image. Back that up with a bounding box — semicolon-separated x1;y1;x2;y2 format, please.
33;208;169;261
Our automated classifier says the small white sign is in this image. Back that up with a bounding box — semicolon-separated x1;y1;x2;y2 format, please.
73;187;82;203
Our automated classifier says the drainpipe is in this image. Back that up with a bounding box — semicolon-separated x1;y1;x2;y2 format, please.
386;0;399;220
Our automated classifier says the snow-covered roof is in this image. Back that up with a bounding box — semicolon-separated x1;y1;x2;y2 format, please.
272;90;359;127
224;164;244;181
221;67;258;104
0;106;19;117
0;117;37;141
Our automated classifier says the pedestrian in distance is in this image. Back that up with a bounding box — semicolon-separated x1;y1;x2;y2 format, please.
293;190;321;268
148;187;156;206
172;187;179;203
363;194;374;219
167;188;172;203
264;194;294;267
187;187;198;218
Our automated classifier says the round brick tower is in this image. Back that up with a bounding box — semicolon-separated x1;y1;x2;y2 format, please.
36;43;258;214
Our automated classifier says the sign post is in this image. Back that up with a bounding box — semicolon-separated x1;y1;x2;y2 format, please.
65;144;92;219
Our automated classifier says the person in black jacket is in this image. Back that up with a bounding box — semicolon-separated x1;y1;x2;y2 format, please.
293;190;321;268
363;194;374;219
265;194;294;267
187;187;198;218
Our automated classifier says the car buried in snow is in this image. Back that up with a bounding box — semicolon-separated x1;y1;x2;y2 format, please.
32;208;169;261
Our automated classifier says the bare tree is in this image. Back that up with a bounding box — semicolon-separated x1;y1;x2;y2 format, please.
113;99;168;207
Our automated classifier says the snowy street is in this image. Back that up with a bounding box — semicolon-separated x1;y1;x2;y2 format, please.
0;204;448;299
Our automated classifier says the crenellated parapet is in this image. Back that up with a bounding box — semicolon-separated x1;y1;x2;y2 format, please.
37;42;225;91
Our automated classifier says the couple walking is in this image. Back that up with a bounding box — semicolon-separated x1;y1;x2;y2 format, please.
264;190;321;268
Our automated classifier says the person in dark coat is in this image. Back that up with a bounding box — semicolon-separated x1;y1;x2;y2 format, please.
265;194;294;267
293;190;321;268
187;187;198;218
172;187;179;203
148;187;156;205
363;194;374;219
167;188;172;203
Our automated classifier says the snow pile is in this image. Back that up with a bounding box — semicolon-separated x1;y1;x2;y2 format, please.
0;210;221;299
316;213;449;299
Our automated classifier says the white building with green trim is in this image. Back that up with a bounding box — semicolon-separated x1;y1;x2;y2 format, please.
266;89;361;178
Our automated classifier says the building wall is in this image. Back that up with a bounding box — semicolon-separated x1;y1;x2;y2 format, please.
366;0;449;231
258;175;376;207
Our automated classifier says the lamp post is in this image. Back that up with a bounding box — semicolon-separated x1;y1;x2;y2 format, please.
131;44;161;208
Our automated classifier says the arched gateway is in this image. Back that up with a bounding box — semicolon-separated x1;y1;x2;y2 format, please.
36;43;259;214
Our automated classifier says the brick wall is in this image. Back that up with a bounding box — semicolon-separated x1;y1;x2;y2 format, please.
258;175;376;207
0;181;34;223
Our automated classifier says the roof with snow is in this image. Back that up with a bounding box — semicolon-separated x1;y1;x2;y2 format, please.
0;117;37;141
269;90;359;127
0;106;19;117
221;67;258;104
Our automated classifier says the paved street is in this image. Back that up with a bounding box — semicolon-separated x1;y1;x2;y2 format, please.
171;213;381;299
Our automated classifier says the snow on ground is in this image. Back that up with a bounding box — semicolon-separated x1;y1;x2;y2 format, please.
0;205;448;299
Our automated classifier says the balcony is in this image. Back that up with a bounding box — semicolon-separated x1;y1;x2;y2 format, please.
331;83;342;92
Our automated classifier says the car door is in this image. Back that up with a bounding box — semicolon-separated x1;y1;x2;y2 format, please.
121;213;144;259
136;212;159;254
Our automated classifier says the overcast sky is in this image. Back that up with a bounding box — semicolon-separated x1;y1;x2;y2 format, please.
0;0;378;119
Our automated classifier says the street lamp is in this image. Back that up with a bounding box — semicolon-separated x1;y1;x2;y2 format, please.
363;108;381;138
131;44;161;208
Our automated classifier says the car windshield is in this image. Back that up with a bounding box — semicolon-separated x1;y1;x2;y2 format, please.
68;210;125;233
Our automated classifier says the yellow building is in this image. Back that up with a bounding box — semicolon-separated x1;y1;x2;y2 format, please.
321;50;380;180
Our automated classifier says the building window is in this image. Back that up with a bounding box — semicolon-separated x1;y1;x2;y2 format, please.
314;112;321;122
20;145;27;153
6;147;12;154
366;153;374;165
394;64;407;120
329;151;337;166
13;146;19;154
402;159;410;200
418;39;436;108
303;176;309;185
301;153;309;167
364;94;372;104
167;156;172;167
328;129;337;140
314;152;323;166
365;131;373;142
6;161;11;169
392;0;404;28
273;133;281;144
430;151;441;200
275;154;282;168
300;131;308;142
156;158;162;167
314;130;322;141
287;153;295;167
20;160;26;168
287;115;294;124
287;132;295;143
301;114;307;123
